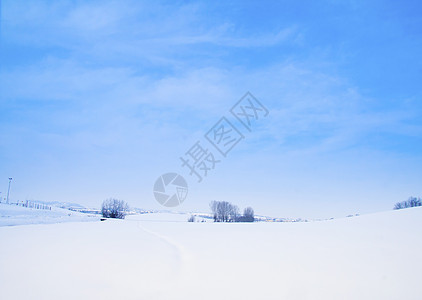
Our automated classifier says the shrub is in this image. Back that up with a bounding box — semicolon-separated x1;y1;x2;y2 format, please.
394;197;422;210
101;198;128;219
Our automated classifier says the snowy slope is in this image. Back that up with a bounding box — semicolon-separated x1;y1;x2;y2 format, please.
0;203;100;226
0;207;421;300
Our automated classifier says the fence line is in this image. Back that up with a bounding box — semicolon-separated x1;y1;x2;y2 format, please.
4;200;52;210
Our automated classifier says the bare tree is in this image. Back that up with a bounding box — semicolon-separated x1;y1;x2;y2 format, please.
210;201;237;222
210;201;219;222
101;198;129;219
229;205;240;222
217;201;231;222
209;201;253;222
243;207;254;222
394;201;407;210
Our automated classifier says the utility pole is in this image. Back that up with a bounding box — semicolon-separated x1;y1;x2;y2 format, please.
6;178;12;204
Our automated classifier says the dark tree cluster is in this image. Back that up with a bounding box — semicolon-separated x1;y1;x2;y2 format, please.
394;197;422;210
101;198;129;219
209;201;255;222
237;207;255;222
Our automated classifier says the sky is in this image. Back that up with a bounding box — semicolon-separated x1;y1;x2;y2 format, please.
0;0;421;219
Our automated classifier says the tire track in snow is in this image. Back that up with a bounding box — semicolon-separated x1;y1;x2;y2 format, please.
136;221;193;286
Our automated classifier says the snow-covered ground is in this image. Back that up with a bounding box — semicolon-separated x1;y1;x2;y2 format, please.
0;203;100;226
0;207;421;300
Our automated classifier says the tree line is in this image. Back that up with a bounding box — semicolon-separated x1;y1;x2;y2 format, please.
209;201;254;222
394;197;421;210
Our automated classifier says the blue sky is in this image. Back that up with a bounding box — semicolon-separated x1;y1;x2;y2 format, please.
0;0;421;218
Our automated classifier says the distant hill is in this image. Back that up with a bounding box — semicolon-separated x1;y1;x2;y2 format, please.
38;201;87;210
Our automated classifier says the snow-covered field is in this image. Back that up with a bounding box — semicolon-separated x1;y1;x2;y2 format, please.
0;206;421;300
